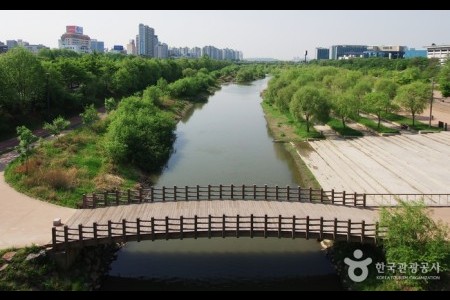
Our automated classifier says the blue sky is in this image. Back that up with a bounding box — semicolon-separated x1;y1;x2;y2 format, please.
1;10;449;60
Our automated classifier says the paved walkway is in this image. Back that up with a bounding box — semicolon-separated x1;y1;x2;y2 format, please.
0;170;75;249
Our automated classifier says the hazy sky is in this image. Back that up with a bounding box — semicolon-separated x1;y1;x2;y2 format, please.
1;10;449;60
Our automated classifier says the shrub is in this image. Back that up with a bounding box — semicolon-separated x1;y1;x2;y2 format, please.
79;104;99;126
43;116;70;136
380;200;449;289
40;168;78;190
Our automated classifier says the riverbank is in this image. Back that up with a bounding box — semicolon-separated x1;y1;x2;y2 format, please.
0;243;120;291
261;101;321;189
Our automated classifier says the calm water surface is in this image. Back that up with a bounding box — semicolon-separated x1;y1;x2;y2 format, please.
102;78;341;290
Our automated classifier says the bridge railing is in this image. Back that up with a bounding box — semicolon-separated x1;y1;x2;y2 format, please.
80;185;366;208
365;193;450;207
52;214;384;250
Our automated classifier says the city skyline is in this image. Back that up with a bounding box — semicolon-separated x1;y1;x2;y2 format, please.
1;10;450;60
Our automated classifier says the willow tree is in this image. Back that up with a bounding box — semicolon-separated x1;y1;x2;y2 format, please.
363;92;390;129
394;81;430;126
290;85;330;132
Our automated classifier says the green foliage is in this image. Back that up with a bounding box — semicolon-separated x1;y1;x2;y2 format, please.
105;96;176;172
0;49;231;137
104;97;118;113
15;126;38;173
235;65;266;83
439;61;450;97
363;92;391;129
290;85;330;132
331;91;359;128
43;116;70;136
374;78;398;100
0;47;45;113
380;200;449;289
394;81;431;126
79;104;99;126
168;72;216;100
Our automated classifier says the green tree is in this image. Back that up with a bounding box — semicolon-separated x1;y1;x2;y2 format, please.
15;126;38;173
290;86;330;132
331;91;359;128
439;61;450;97
363;92;391;129
394;81;430;126
104;96;176;172
43;116;70;136
1;47;45;112
79;104;99;126
374;78;398;101
380;200;449;289
105;97;118;113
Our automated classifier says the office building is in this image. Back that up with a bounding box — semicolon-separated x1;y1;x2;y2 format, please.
363;45;406;59
426;44;450;64
330;45;367;59
404;48;427;58
315;47;330;60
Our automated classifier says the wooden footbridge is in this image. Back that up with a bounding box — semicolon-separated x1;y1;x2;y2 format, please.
51;185;450;251
52;185;388;251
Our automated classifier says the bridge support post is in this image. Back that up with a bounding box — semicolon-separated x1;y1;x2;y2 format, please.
264;215;268;238
208;215;212;238
137;218;141;242
236;215;240;238
291;215;296;239
194;215;198;239
250;214;254;238
222;215;226;238
305;216;310;240
347;219;351;242
361;220;365;243
333;218;337;240
179;216;183;240
277;215;282;238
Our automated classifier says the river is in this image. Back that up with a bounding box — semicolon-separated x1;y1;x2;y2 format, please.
101;78;341;290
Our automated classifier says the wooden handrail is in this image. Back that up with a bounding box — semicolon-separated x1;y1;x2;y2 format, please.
52;214;382;251
79;185;368;208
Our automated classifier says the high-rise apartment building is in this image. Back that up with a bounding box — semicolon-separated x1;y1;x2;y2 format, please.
126;39;136;55
155;43;168;58
137;23;156;57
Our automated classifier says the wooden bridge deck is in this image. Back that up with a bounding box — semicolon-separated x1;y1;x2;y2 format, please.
66;200;379;226
52;201;381;251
